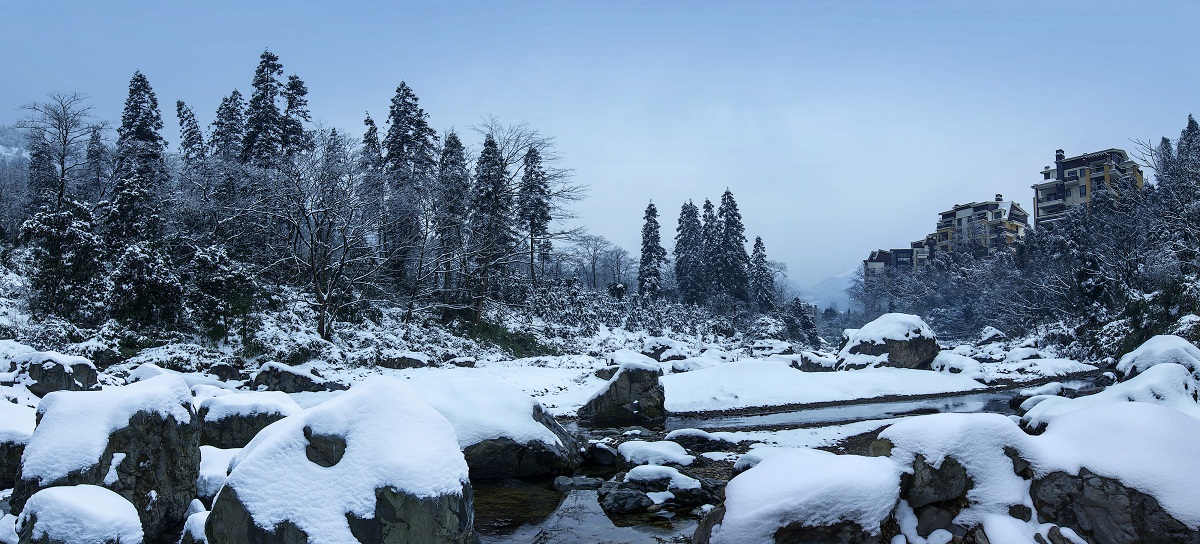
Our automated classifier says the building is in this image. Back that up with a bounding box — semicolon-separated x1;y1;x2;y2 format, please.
932;194;1029;254
1031;148;1144;227
863;239;932;282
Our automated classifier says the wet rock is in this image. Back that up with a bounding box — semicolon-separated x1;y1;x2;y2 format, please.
903;454;972;509
249;362;345;393
598;487;653;515
691;505;725;544
554;475;603;491
583;442;624;467
1031;468;1200;544
772;520;885;544
13;351;99;397
578;363;666;427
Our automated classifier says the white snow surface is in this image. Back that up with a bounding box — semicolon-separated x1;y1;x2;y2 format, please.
0;339;34;370
1116;334;1200;377
605;349;662;372
931;352;985;382
0;400;35;444
713;448;900;543
1021;362;1200;429
199;445;241;499
617;440;694;466
661;360;983;412
840;313;934;349
16;484;143;544
199;391;302;422
409;375;563;448
11;350;93;371
223;376;469;542
21;374;192;484
182;511;209;543
624;464;700;490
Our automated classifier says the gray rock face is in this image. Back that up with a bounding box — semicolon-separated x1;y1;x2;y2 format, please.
461;405;581;480
583;442;623;467
553;476;603;492
17;355;99;397
12;410;200;544
198;408;287;450
378;353;429;369
1032;469;1200;544
670;433;737;454
593;366;620;380
207;483;480;544
598;486;654;515
900;454;973;538
250;364;345;393
772;520;885;544
577;365;666;427
0;439;22;488
840;335;940;370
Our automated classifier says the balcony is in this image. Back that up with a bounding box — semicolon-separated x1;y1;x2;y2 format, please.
1037;198;1064;207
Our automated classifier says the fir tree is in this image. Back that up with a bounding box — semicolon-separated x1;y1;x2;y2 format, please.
26;138;57;211
380;82;438;288
700;198;719;295
109;70;168;243
469;134;513;312
434;131;470;297
108;241;183;328
516;146;551;282
674;200;705;304
176;100;206;168
749;236;775;311
637;202;667;299
242;50;284;167
281;74;313;156
21;197;104;322
209;90;246;161
715;189;750;302
360;113;383;171
186;244;255;342
81;127;112;203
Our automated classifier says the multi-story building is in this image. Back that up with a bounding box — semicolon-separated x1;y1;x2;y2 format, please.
1031;148;1144;227
863;239;933;283
931;194;1029;254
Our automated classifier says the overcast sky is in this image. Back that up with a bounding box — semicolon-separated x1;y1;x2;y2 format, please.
2;1;1198;288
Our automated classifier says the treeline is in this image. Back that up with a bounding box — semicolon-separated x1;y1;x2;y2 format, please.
853;116;1200;356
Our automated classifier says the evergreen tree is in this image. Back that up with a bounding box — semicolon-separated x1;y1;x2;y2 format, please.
434;131;470;298
637;202;667;300
175;100;206;168
360;113;383;171
242;50;284;167
21;197;104;322
26;138;57;211
674;200;705;304
209;90;246;161
281;74;313;156
715;188;750;302
109;70;168;243
516;146;551;282
81;127;112;203
380;82;438;288
749;236;775;311
469;134;513;312
700;198;720;296
186;244;255;342
108;241;183;328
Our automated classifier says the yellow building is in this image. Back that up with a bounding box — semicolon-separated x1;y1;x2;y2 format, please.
1032;148;1144;228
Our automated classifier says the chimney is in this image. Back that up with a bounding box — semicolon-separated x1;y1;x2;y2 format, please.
1055;149;1065;162
995;194;1003;202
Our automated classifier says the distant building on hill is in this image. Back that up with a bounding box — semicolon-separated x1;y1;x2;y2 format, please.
931;194;1029;254
1032;148;1144;228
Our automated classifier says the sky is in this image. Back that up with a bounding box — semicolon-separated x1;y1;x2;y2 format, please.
2;1;1199;290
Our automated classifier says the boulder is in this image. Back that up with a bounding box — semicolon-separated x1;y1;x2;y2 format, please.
249;362;345;393
12;374;199;544
900;454;973;538
0;401;35;488
414;376;582;479
837;313;939;370
205;376;478;544
578;359;666;427
790;350;838;372
553;475;603;492
1116;334;1200;379
197;391;301;449
378;350;431;369
197;446;240;506
1032;468;1200;544
593;365;620;380
16;485;144;544
12;351;99;397
641;337;689;362
665;429;737;453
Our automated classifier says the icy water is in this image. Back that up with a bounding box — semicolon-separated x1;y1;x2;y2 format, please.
477;387;1026;543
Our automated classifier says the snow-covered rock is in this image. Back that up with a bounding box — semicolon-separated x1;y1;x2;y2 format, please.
249;362;345;393
205;376;477;544
198;446;240;504
197;391;301;449
785;350;838;372
836;313;940;370
378;349;430;369
1020;362;1200;431
414;376;580;478
750;339;793;358
617;440;694;466
0;400;35;488
641;337;690;362
980;326;1007;343
16;484;144;544
930;351;985;382
1116;334;1200;379
12;374;199;543
577;357;666;426
664;428;738;453
11;351;98;397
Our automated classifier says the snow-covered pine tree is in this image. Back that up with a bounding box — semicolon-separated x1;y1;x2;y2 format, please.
381;82;439;289
242;50;284;167
469;134;514;314
749;236;775;311
81;127;112;203
20;196;104;322
700;198;719;297
674;200;704;304
186;244;255;342
175;100;206;168
434;131;470;301
281;74;313;156
637;201;667;300
26;139;57;211
109;70;168;243
108;241;183;328
715;188;750;302
517;146;551;282
209;90;246;161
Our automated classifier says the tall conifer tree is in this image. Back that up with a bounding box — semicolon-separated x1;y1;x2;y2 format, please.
749;236;775;311
715;188;749;302
516;146;551;282
674;200;704;304
242;50;284;167
638;202;667;299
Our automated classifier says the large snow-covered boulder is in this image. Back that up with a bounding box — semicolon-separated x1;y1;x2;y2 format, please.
16;484;144;544
837;313;939;370
641;337;690;362
1116;335;1200;379
249;362;345;393
12;351;99;397
205;376;477;544
0;400;35;488
198;446;240;505
12;374;199;544
577;356;666;427
414;376;580;479
1020;362;1200;432
197;391;302;449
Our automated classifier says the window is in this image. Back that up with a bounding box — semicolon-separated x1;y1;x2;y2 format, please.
1080;185;1087;197
994;211;1003;220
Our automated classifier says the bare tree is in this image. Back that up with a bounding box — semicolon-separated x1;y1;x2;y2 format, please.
17;93;97;208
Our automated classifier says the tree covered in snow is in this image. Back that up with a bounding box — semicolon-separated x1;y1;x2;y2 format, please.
637;202;667;300
517;146;551;283
749;236;775;312
674;200;705;305
242;50;285;168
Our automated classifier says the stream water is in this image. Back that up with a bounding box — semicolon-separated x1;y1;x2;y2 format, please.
475;387;1027;543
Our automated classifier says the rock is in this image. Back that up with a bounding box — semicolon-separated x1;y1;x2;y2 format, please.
0;439;22;489
577;361;666;427
790;350;838;372
12;375;200;544
249;362;345;393
12;351;99;397
445;356;476;368
641;337;689;362
664;429;736;453
691;505;725;544
554;475;603;491
903;454;972;510
836;313;940;370
593;366;620;380
1031;468;1200;544
583;442;624;467
206;362;246;382
379;350;431;369
16;485;145;544
0;401;35;489
750;339;793;358
197;391;301;449
772;520;886;544
205;376;479;544
598;487;653;515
